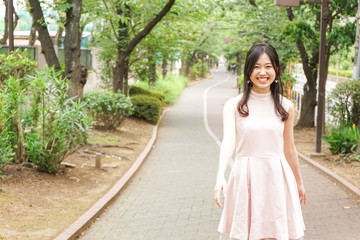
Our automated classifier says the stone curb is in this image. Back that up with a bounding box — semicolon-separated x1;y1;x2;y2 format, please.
54;111;168;240
298;152;360;198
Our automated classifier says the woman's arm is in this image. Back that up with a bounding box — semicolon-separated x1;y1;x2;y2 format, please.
214;98;236;208
283;102;307;204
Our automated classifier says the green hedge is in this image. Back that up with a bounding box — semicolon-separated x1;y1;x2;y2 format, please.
83;91;134;130
133;74;188;104
328;68;353;79
130;94;162;124
129;86;165;105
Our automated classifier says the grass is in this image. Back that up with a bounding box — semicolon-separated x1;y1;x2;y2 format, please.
133;73;188;104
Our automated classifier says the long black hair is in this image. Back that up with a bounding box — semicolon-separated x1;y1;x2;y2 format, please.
237;43;289;122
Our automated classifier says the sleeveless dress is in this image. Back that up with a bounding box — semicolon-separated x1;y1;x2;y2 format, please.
218;90;305;240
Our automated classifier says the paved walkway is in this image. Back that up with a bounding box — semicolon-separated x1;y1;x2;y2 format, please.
80;66;360;240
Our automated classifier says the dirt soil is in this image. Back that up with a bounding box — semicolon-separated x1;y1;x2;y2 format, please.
294;127;360;190
0;118;154;240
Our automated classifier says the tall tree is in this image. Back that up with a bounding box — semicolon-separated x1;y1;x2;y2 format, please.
285;1;357;127
112;0;176;93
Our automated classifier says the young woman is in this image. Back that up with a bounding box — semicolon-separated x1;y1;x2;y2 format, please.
214;43;306;240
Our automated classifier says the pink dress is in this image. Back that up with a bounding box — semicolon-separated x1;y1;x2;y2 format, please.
218;91;305;240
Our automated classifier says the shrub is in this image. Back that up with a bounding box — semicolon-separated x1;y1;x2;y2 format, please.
129;86;165;105
0;115;15;176
83;91;134;130
322;124;360;154
328;68;353;78
0;49;36;83
326;79;360;127
130;94;162;123
24;68;92;173
134;74;188;104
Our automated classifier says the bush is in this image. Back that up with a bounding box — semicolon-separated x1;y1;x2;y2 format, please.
326;79;360;127
24;68;92;173
0;49;36;83
0;118;15;176
134;74;188;104
328;68;353;78
129;86;165;105
83;91;134;130
130;94;162;123
322;124;360;154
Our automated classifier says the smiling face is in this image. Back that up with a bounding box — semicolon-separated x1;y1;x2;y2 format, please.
250;53;276;94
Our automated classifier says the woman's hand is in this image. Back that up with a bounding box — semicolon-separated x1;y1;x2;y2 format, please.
214;176;227;208
298;183;307;204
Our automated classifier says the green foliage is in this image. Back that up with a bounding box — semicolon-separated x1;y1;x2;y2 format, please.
189;61;208;79
328;68;353;78
130;94;162;124
134;74;188;104
24;68;92;173
322;124;360;154
281;73;297;95
281;73;296;87
0;49;36;83
83;91;134;130
326;79;360;127
238;74;244;90
129;86;165;105
0;94;15;175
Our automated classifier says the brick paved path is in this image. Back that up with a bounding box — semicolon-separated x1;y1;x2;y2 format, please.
80;67;360;240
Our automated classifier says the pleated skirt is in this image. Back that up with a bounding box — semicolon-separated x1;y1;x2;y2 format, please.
218;156;305;240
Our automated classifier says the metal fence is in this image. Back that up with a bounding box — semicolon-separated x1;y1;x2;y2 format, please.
58;48;92;70
0;46;92;70
0;46;36;60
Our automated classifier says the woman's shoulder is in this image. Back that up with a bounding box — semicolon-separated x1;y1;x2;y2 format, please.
280;95;293;112
226;93;243;106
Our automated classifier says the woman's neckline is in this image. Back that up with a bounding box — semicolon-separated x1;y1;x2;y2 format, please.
250;90;272;100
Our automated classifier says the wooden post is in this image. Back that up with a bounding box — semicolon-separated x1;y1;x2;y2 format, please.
95;153;101;168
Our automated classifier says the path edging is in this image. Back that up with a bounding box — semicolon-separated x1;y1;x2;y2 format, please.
54;111;168;240
298;152;360;198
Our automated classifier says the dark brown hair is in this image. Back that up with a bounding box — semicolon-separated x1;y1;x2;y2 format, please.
237;43;289;121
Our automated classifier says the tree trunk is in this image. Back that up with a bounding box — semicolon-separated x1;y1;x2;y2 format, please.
0;0;9;45
28;18;36;46
148;49;156;85
54;26;64;47
237;51;242;76
185;59;191;77
162;55;168;78
64;0;84;99
113;53;127;93
113;3;130;94
26;0;36;46
296;39;318;128
28;0;61;71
